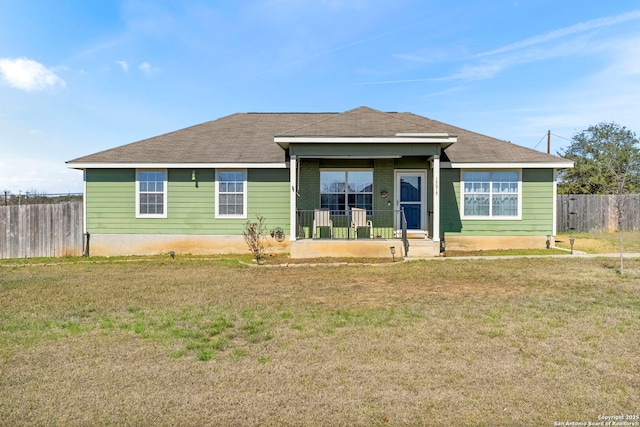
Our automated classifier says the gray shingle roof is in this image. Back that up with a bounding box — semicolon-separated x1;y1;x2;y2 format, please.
67;106;569;165
278;106;438;137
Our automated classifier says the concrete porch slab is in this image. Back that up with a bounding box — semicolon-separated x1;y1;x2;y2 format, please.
291;238;440;259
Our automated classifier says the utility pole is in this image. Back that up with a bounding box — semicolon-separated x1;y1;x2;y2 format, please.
547;130;551;154
3;191;7;206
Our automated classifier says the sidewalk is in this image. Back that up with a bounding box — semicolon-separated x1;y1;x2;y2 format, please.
413;252;640;261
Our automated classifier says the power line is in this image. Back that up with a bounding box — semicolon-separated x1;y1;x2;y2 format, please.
533;133;547;150
533;131;572;152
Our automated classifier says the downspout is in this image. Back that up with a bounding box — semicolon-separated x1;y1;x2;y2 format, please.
83;169;90;256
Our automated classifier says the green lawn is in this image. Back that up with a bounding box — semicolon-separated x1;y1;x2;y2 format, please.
1;256;639;426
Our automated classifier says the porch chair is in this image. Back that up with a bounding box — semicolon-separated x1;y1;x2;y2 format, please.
313;209;333;239
351;207;373;239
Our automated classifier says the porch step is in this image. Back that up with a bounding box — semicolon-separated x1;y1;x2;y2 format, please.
405;238;440;258
407;232;426;239
396;230;427;239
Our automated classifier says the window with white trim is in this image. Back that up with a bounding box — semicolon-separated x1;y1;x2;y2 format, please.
136;170;167;218
320;170;373;215
216;170;247;218
462;170;520;219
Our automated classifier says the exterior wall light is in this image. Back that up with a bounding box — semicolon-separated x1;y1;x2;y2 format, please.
380;190;388;199
192;170;196;181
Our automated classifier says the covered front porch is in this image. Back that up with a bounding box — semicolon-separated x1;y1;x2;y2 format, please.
290;209;441;259
278;133;455;258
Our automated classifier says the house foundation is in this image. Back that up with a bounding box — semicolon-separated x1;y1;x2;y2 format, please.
290;238;440;259
87;234;289;257
443;235;550;252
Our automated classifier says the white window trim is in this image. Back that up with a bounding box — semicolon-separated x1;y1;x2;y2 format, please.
460;169;522;220
136;169;168;219
215;169;248;219
319;168;374;215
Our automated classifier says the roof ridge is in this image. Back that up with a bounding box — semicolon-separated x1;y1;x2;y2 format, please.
245;112;339;115
275;106;434;136
376;110;444;134
274;109;350;135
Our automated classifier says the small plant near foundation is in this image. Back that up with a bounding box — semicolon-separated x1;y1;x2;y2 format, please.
243;214;268;264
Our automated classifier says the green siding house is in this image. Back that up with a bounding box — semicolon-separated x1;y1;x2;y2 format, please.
66;107;573;258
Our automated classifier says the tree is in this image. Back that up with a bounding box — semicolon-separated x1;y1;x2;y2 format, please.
559;122;640;275
243;214;268;264
558;122;640;195
1;190;82;206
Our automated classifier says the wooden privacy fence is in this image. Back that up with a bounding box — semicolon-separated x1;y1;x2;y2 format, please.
0;202;83;259
556;194;640;233
2;197;639;259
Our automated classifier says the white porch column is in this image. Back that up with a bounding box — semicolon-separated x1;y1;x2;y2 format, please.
289;155;297;242
432;155;440;243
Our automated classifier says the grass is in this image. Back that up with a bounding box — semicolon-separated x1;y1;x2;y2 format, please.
447;231;640;257
445;248;569;257
556;231;640;253
1;256;639;426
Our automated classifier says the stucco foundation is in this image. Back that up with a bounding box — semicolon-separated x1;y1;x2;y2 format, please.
291;239;405;259
443;235;551;252
88;234;289;257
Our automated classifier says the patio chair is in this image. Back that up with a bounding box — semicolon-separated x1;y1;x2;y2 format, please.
351;207;373;239
313;209;333;239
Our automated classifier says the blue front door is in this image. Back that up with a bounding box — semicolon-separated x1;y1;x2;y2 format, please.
397;173;425;230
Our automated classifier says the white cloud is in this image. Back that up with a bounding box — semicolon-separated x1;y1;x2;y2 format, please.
117;60;129;72
444;36;593;81
116;60;156;75
477;35;640;152
363;11;640;86
476;9;640;58
138;61;153;75
0;57;66;92
0;154;83;194
600;35;640;77
393;53;428;63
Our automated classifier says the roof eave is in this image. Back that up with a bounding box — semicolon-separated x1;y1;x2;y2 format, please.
66;162;289;170
443;161;574;169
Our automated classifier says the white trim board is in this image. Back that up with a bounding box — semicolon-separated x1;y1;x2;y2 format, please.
67;162;288;170
442;162;574;169
275;136;457;144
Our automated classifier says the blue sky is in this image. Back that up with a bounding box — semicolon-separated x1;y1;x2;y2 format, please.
1;0;639;194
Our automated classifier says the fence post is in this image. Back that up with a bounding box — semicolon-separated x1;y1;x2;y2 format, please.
83;232;90;257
